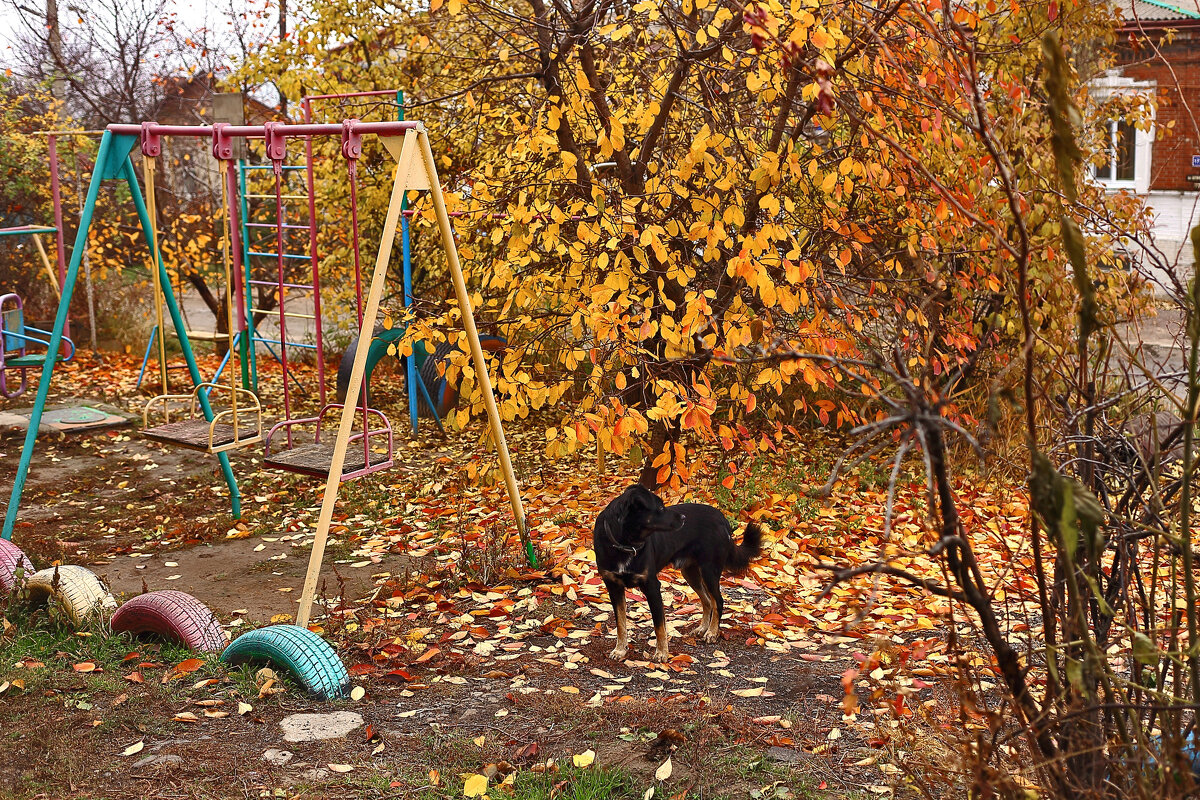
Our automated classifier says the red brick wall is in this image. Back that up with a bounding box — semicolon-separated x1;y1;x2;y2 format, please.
1115;26;1200;191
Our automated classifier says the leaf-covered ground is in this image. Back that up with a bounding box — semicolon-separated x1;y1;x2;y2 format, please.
0;352;1032;799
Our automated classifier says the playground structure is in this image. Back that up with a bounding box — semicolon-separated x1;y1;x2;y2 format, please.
0;131;95;396
135;90;453;436
0;539;350;699
1;118;530;639
1;292;75;399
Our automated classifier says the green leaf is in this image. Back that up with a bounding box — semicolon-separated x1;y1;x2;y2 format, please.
1133;632;1159;667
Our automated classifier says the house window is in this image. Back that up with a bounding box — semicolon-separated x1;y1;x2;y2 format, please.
1095;120;1137;183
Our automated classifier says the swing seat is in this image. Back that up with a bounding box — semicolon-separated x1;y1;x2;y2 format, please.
142;383;263;454
263;404;393;480
1;293;75;400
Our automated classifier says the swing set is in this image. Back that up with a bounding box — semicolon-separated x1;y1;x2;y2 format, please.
2;120;531;625
0;131;98;398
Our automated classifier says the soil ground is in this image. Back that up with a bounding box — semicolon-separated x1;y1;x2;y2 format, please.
0;353;976;800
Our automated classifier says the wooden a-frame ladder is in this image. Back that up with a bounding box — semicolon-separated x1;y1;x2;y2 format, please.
295;125;529;627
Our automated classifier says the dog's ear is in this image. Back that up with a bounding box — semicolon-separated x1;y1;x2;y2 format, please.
602;487;634;544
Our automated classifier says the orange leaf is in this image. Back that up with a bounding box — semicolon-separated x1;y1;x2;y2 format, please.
173;658;204;674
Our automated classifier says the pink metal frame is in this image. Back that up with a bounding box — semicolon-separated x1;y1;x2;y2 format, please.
263;404;394;480
299;90;409;408
112;120;411;479
0;292;76;399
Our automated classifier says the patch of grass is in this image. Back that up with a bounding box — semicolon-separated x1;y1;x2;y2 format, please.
415;766;637;800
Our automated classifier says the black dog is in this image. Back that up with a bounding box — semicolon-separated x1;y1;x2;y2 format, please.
594;484;763;662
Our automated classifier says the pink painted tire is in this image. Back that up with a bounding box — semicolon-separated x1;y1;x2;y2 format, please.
110;590;226;654
0;540;35;596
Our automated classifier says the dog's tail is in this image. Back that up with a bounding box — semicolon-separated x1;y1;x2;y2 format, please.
728;523;764;573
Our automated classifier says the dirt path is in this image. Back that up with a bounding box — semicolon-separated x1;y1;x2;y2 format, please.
97;534;418;623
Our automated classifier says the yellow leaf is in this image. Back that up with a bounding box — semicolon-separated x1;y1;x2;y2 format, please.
573;749;596;768
122;740;145;756
655;757;672;781
463;773;489;797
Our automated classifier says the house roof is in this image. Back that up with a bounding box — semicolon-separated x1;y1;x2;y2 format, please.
1116;0;1200;22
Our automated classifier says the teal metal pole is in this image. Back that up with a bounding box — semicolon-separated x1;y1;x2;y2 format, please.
2;132;114;540
399;90;419;437
122;157;242;520
237;159;259;392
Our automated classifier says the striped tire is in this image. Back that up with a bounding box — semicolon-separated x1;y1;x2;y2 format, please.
418;341;458;418
416;336;506;419
110;590;226;654
25;565;117;627
0;540;34;596
220;624;350;700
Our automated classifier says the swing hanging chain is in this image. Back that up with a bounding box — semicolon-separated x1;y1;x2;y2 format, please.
341;119;371;469
140;126;170;396
212;124;243;444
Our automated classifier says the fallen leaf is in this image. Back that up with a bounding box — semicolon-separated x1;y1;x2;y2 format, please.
463;773;489;797
122;740;145;756
327;763;354;773
656;758;673;781
350;686;366;702
173;658;203;674
573;749;596;768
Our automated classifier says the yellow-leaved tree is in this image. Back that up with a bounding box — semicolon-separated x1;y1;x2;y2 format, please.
234;0;1145;488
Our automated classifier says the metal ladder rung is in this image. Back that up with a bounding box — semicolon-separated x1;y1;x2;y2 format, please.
244;193;309;200
251;308;316;320
245;222;310;230
252;335;317;350
248;251;310;260
249;280;314;290
241;165;307;171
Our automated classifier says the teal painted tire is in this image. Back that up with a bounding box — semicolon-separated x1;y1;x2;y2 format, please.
220;624;350;700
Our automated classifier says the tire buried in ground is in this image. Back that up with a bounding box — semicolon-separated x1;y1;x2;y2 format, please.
220;624;350;700
0;539;34;596
24;565;118;627
110;590;226;653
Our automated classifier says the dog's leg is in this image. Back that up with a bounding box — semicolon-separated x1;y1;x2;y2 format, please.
700;565;724;643
604;578;629;660
645;577;669;662
681;564;713;636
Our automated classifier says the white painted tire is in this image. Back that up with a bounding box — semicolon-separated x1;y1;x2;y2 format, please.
25;565;117;627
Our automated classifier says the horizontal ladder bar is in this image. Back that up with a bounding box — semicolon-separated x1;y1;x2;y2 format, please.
0;226;56;236
248;251;310;260
249;280;314;290
244;193;309;200
241;165;307;171
251;308;317;320
244;222;310;230
251;336;317;350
